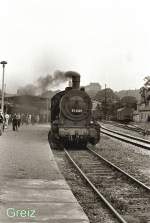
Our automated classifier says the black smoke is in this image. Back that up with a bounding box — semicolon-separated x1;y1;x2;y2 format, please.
17;70;80;96
17;84;38;96
37;70;66;92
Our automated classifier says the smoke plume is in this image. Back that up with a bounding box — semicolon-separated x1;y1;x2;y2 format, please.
17;70;80;96
37;70;66;92
17;84;38;96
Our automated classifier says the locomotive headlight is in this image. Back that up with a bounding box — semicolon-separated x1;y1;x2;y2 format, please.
90;120;94;124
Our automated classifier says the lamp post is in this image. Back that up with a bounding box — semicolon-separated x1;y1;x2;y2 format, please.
46;98;49;123
104;83;107;120
0;61;7;115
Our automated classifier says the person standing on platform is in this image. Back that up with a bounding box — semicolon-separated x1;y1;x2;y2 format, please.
16;113;21;128
28;114;32;124
12;114;18;131
21;113;25;125
5;113;9;129
0;111;4;135
36;114;40;123
31;114;36;125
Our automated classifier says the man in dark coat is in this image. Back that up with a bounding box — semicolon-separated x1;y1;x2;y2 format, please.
0;111;4;135
12;114;18;131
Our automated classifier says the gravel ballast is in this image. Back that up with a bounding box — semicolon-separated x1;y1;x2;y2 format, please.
53;150;119;223
95;133;150;186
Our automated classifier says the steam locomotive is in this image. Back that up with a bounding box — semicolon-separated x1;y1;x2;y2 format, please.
48;71;100;149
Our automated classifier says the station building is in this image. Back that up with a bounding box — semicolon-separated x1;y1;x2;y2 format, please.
0;95;50;122
133;102;150;123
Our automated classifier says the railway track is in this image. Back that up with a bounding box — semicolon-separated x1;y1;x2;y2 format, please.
101;126;150;150
64;148;150;223
101;121;145;134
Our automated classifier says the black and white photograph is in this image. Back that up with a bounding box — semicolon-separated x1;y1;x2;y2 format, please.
0;0;150;222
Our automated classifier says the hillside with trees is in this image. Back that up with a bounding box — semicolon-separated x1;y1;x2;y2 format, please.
95;88;120;119
120;96;137;109
95;88;119;103
115;89;140;101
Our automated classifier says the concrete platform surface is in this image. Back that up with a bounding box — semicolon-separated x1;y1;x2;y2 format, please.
0;124;89;223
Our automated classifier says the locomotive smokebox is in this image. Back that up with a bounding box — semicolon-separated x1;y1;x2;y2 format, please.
65;71;80;89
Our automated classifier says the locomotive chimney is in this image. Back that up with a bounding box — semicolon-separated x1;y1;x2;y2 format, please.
65;71;80;89
72;74;80;89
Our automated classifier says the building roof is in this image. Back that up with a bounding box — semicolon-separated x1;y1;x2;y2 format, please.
117;107;124;112
139;107;150;111
117;107;134;112
3;95;48;101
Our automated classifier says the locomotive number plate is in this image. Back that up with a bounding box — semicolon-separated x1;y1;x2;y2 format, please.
71;109;82;113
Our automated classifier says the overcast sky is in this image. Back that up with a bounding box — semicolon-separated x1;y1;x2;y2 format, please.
0;0;150;93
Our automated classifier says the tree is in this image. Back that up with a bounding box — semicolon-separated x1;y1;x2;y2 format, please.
95;88;119;119
120;96;137;109
139;76;150;105
95;88;119;103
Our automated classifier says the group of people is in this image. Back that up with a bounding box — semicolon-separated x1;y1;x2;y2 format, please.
0;111;19;134
19;113;40;125
0;111;10;135
0;112;41;135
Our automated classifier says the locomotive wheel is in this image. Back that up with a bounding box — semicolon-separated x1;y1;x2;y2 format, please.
89;131;100;145
89;138;97;145
89;126;100;145
79;141;87;148
48;130;61;150
49;139;59;150
92;123;100;145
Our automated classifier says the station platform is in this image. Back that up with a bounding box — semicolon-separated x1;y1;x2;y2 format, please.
0;124;89;223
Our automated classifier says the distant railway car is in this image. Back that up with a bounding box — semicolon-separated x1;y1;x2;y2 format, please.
117;107;134;123
48;71;100;149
